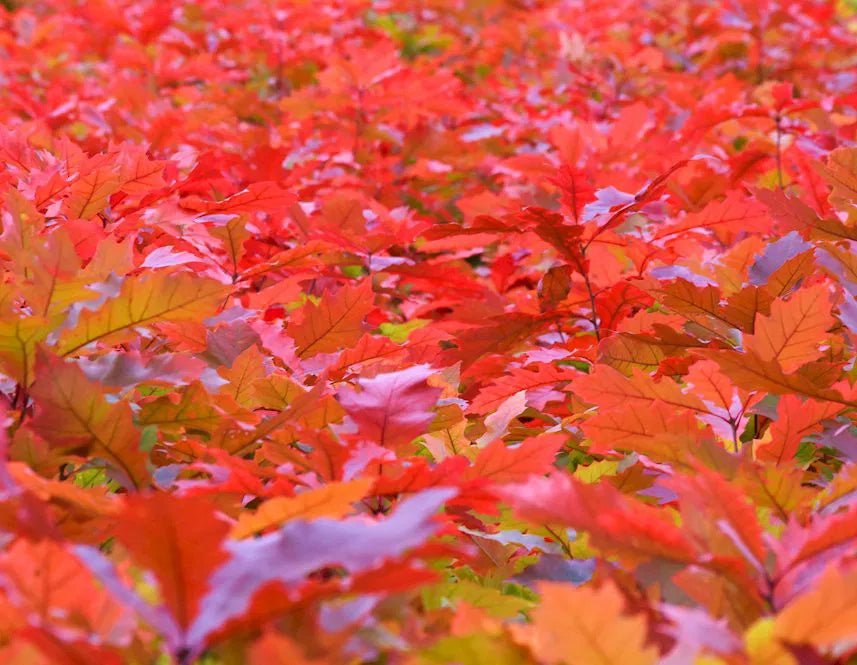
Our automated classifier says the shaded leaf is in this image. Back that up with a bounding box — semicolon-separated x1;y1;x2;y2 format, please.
185;488;454;650
29;349;149;489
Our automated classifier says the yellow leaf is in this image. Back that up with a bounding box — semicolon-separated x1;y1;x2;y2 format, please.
138;382;226;434
510;581;657;665
422;419;469;461
423;580;532;619
746;284;834;372
574;460;619;483
56;271;231;356
232;478;373;538
252;372;304;410
217;344;266;408
419;634;528;665
0;317;48;386
745;618;797;665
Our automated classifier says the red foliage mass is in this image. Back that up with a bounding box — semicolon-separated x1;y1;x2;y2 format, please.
1;0;857;663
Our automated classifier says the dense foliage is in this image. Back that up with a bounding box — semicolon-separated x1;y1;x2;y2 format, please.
2;0;857;663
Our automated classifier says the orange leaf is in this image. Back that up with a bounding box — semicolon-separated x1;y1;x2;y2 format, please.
113;493;229;631
62;167;120;220
453;312;547;368
538;264;573;311
118;148;168;197
685;359;757;419
469;432;565;484
581;400;719;468
497;473;697;564
139;381;223;434
217;344;266;408
571;365;705;414
816;147;857;207
209;214;250;279
250;631;332;665
232;478;373;538
646;278;744;336
288;280;374;358
188;181;296;216
666;468;766;568
0;539;131;641
746;284;834;372
598;333;666;376
774;563;857;651
510;580;658;665
755;395;841;465
700;349;857;406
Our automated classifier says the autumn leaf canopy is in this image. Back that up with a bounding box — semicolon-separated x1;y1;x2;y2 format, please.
2;0;857;664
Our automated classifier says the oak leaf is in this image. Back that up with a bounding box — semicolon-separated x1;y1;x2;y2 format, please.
0;317;48;387
186;488;454;649
338;364;442;453
232;478;373;538
745;284;834;372
755;395;841;465
571;365;705;414
498;473;697;564
774;564;857;652
0;539;132;642
510;581;657;665
29;348;149;490
700;349;856;406
469;363;578;415
56;272;231;356
112;493;230;631
469;432;565;484
581;400;718;468
62;167;120;220
288;280;374;358
138;381;223;434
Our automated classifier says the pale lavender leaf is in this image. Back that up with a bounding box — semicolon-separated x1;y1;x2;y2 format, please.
185;487;455;651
